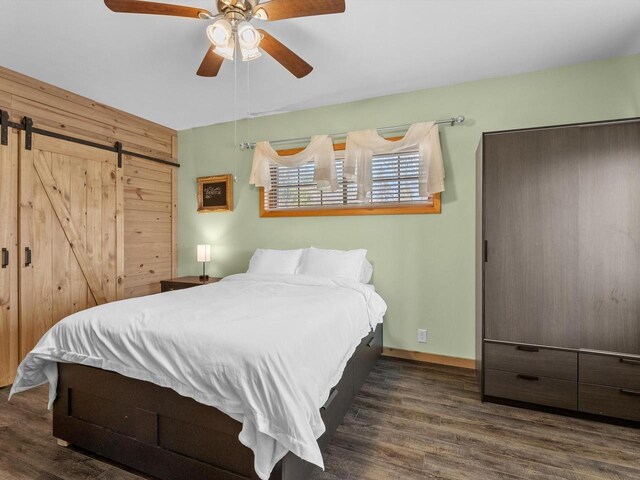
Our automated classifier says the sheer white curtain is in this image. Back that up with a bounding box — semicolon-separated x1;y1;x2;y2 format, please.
250;122;445;200
249;135;338;192
345;122;445;201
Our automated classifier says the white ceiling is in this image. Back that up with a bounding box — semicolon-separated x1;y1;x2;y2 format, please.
1;0;639;130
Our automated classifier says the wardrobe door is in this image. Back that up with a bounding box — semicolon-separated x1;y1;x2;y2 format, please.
579;121;640;354
0;129;19;387
19;133;123;357
484;127;580;347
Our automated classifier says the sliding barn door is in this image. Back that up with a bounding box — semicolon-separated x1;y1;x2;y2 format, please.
0;129;19;386
19;133;123;357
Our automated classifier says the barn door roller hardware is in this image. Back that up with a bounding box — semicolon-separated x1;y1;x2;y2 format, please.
0;113;177;168
0;110;8;146
115;142;123;168
22;117;33;150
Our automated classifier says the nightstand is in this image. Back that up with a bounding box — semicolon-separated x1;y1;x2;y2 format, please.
160;276;221;292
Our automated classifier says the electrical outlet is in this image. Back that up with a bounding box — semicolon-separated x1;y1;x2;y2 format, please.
418;329;428;344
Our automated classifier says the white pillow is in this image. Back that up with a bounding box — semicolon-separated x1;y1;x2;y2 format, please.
360;258;373;283
247;249;304;275
297;247;370;282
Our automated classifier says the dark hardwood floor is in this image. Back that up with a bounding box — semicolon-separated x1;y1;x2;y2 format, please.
2;358;640;480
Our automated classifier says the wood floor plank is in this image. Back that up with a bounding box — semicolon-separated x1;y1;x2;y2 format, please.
348;410;630;480
354;391;640;476
0;448;65;480
0;422;110;479
356;371;640;461
363;378;640;450
2;359;640;480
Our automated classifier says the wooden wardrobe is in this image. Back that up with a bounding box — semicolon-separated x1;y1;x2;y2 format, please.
0;67;178;387
477;118;640;423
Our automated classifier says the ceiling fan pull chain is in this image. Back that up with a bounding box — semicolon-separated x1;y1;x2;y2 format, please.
233;41;239;183
245;59;251;167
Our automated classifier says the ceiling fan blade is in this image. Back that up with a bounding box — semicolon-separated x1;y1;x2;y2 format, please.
258;30;313;78
104;0;212;19
197;48;224;77
255;0;345;21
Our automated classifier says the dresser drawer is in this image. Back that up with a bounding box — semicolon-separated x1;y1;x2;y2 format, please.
485;369;577;410
579;383;640;422
580;353;640;390
485;342;577;381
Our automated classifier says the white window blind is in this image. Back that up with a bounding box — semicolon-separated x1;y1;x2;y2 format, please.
264;151;433;212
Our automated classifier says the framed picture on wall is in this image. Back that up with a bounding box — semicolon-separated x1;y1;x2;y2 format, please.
197;174;234;213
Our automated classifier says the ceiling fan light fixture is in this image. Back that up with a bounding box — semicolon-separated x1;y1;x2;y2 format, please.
241;47;262;62
207;19;233;48
237;21;262;62
237;21;260;49
213;43;235;61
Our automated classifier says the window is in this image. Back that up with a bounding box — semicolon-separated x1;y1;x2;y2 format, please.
259;148;441;217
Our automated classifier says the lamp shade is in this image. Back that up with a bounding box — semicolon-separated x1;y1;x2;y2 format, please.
207;19;235;60
237;21;262;62
197;244;211;263
207;19;232;48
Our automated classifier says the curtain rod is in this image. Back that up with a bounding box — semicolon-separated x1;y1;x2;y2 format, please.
238;115;466;151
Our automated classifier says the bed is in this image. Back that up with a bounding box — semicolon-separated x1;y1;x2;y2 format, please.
52;325;382;480
10;250;387;480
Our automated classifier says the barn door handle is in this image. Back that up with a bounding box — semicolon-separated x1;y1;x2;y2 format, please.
25;247;32;267
322;388;339;410
1;248;7;268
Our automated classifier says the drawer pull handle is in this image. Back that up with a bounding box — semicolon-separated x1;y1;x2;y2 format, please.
620;358;640;366
25;247;32;267
322;388;339;410
1;248;7;269
516;346;539;353
367;337;375;348
620;389;640;397
516;374;539;381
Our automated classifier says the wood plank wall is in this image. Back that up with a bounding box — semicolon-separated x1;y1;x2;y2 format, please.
0;66;178;299
123;156;177;298
0;67;177;162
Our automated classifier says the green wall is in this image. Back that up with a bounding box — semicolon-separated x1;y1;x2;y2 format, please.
178;54;640;360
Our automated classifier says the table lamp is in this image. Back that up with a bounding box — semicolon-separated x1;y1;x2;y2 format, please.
197;244;211;281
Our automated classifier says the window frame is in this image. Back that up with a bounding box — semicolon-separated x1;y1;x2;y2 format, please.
258;137;442;218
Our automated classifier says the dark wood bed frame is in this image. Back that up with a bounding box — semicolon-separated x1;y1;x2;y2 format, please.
52;324;383;480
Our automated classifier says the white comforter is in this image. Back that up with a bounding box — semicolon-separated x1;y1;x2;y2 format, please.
10;273;387;479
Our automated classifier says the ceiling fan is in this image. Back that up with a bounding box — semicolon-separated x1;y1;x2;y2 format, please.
104;0;346;78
